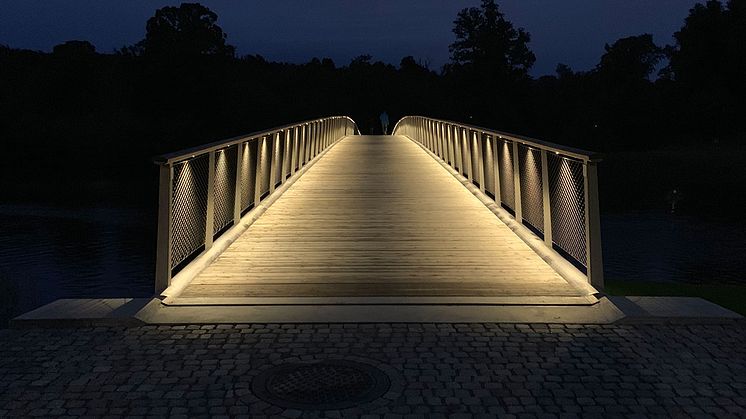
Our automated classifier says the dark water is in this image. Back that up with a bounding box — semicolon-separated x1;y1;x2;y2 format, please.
602;212;745;284
0;204;155;325
1;203;744;325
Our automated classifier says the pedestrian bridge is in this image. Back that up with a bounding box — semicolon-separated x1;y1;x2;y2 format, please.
154;116;603;307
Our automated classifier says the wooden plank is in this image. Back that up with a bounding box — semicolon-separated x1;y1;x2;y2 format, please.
176;135;587;301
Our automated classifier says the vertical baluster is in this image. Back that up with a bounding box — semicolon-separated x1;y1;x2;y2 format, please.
445;124;456;167
540;149;552;247
463;128;471;179
476;132;485;192
205;150;216;249
301;124;308;165
254;137;265;204
492;136;501;204
155;163;173;293
428;120;433;150
584;161;604;289
437;122;442;159
314;121;319;156
291;127;298;174
454;126;461;171
233;143;244;224
284;129;291;179
512;141;523;223
269;132;278;193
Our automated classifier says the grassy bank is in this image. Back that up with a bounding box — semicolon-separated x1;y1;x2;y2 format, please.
605;279;746;316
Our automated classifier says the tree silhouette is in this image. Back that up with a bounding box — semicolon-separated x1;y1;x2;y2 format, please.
135;2;235;58
664;0;746;139
52;40;96;57
596;34;663;84
448;0;535;78
444;0;535;129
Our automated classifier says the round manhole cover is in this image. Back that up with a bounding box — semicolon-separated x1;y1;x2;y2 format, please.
251;359;391;410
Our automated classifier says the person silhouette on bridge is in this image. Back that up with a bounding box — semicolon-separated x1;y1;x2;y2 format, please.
380;111;389;135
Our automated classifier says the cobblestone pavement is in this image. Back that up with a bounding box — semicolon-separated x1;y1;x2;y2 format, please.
1;322;745;418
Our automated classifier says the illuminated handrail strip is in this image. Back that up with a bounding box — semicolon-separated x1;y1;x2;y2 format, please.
156;116;359;165
392;115;604;289
392;116;602;162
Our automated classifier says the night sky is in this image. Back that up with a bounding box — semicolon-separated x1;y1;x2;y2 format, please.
1;0;699;76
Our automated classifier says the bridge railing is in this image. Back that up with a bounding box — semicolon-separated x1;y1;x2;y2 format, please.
393;116;604;289
153;116;359;293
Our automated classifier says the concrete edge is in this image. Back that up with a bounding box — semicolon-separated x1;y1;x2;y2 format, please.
137;297;626;325
10;296;745;327
164;295;600;307
160;135;350;303
400;135;598;296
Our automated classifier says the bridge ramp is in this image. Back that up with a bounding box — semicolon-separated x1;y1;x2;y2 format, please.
174;135;591;304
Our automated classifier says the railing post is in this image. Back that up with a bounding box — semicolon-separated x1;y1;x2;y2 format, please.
438;122;445;160
492;136;502;205
301;125;308;165
454;126;461;171
205;150;216;250
321;120;326;149
314;121;320;156
269;132;279;193
476;132;485;192
291;127;298;174
584;162;604;289
154;163;173;293
428;120;434;150
283;129;291;179
461;128;474;181
312;122;317;157
512;141;522;223
302;122;313;166
446;124;451;163
254;137;265;204
540;149;553;247
233;143;244;224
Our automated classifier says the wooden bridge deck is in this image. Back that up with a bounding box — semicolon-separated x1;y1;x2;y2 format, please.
174;135;590;303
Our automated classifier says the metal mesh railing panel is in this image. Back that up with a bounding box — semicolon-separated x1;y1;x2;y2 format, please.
519;145;544;233
482;136;495;196
498;140;515;210
170;155;208;267
549;154;587;266
240;141;257;211
213;146;237;235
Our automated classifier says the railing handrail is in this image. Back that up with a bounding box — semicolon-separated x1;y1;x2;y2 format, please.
154;115;359;294
155;115;358;165
392;115;604;290
392;115;602;162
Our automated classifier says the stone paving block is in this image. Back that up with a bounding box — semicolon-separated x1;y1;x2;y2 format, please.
0;322;745;416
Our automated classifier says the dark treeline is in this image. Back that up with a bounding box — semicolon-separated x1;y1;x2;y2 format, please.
1;0;744;210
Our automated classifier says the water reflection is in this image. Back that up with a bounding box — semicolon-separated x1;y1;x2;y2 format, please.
0;204;155;325
602;211;746;284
